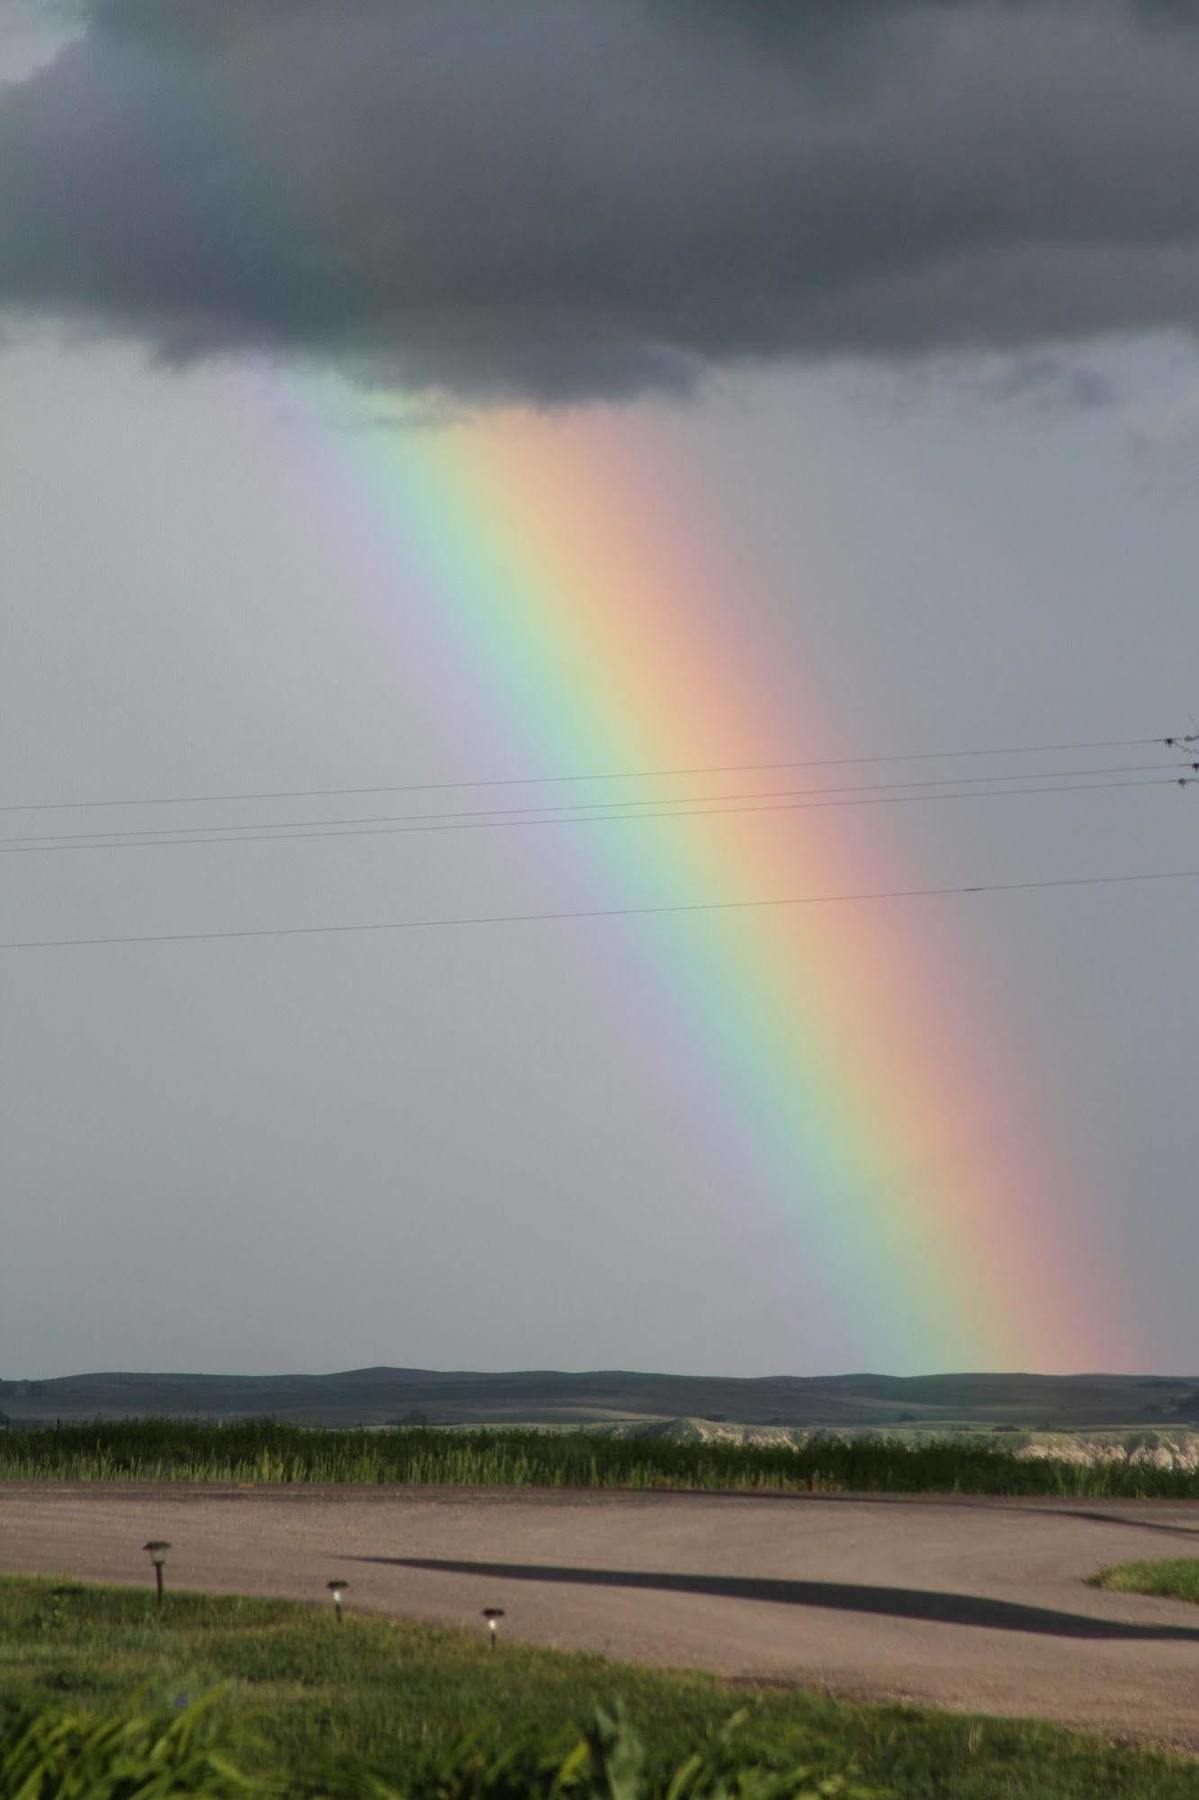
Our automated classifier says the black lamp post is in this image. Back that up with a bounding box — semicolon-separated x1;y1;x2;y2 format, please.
143;1541;171;1608
482;1606;505;1650
326;1579;349;1621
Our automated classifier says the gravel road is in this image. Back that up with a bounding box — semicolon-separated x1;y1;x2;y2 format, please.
2;1484;1197;1751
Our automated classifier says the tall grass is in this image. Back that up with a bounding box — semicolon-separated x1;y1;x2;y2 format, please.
2;1420;1198;1497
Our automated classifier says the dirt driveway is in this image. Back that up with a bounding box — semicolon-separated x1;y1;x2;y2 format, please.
2;1484;1197;1751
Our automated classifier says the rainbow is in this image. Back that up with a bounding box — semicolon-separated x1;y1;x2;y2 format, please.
135;18;1141;1373
280;394;1132;1371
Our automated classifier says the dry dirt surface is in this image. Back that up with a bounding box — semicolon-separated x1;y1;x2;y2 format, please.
2;1485;1198;1751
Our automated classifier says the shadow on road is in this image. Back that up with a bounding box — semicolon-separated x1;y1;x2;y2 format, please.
665;1490;1199;1542
1036;1506;1199;1540
801;1493;1199;1541
349;1555;1199;1642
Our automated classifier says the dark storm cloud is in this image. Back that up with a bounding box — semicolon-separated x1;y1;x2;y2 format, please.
2;0;1199;400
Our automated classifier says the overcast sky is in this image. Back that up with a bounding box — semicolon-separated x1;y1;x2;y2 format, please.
2;0;1198;1378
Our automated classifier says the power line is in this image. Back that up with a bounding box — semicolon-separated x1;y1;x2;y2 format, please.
1;775;1189;856
4;760;1187;847
1;733;1188;816
4;866;1197;952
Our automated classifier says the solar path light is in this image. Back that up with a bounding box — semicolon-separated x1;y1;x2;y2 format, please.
482;1606;505;1650
326;1579;349;1621
143;1541;171;1608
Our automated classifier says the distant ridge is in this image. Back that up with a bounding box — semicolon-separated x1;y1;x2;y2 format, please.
2;1368;1197;1430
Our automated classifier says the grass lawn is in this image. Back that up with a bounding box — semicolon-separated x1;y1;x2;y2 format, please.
1;1576;1197;1797
1089;1560;1199;1606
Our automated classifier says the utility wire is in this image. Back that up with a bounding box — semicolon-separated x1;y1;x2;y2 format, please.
1;776;1189;856
1;733;1190;815
4;866;1198;952
4;760;1188;847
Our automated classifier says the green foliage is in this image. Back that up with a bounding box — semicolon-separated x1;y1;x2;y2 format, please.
1088;1558;1199;1605
564;1703;889;1800
2;1419;1198;1499
0;1689;254;1797
1;1578;1197;1799
0;1690;891;1800
350;1701;890;1799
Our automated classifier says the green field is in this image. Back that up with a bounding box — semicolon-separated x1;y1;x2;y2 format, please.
1089;1560;1199;1606
2;1418;1198;1499
1;1576;1196;1798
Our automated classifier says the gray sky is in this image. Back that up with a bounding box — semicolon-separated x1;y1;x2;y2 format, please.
2;0;1197;1378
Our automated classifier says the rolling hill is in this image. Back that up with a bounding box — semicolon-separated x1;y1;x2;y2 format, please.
2;1366;1198;1431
